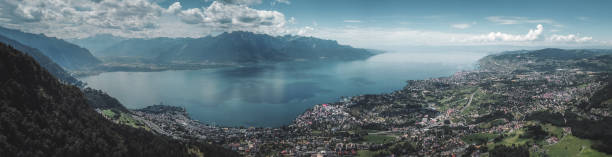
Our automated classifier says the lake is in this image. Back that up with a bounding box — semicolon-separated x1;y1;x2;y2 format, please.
80;52;484;127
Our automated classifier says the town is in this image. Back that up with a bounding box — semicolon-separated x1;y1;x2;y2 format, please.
95;49;612;156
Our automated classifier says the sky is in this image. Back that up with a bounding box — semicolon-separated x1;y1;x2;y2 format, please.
1;0;611;52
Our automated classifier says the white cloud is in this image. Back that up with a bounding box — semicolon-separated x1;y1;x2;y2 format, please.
548;34;592;43
451;23;471;29
467;24;544;42
301;27;472;50
463;24;593;44
288;17;296;24
173;1;287;34
0;0;291;38
0;0;606;48
296;26;314;36
486;16;554;25
343;20;361;23
166;2;182;14
297;24;602;51
0;0;164;38
177;8;205;24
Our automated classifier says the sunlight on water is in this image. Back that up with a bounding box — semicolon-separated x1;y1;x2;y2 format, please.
80;52;482;127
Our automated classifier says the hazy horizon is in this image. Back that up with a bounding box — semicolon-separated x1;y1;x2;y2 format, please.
1;0;612;53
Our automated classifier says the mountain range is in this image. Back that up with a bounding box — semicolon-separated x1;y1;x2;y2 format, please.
71;31;374;63
1;27;373;74
0;27;101;70
66;34;127;56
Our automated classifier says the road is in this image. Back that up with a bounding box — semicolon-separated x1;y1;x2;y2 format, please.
460;92;476;113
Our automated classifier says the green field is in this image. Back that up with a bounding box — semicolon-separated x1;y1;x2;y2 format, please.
118;112;140;128
479;118;507;129
100;109;149;130
462;133;498;145
485;123;612;157
357;142;416;157
435;86;478;112
357;150;378;157
497;129;534;146
544;135;611;157
101;109;117;118
363;134;395;144
541;123;564;137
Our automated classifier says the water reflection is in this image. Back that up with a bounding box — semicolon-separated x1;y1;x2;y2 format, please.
80;52;483;127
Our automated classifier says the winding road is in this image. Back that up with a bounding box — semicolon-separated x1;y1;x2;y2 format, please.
460;92;476;113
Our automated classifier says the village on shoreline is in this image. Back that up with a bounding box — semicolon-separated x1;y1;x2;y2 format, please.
91;49;612;156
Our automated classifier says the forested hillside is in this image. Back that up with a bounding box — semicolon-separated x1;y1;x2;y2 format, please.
0;43;237;157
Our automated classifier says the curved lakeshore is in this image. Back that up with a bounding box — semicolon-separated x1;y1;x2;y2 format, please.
81;52;480;127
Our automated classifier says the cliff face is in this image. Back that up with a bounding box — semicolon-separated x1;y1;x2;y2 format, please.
0;43;237;157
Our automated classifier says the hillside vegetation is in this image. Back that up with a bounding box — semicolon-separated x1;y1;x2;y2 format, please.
0;43;237;157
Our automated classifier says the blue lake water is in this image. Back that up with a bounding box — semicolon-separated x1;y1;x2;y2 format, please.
80;52;483;127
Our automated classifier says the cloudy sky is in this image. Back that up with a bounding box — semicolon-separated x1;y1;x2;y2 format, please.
1;0;611;51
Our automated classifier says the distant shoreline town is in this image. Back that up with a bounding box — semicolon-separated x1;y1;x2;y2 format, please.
91;48;612;156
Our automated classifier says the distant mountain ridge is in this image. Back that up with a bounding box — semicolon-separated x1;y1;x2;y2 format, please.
72;31;374;63
479;48;612;72
66;34;127;56
0;26;101;70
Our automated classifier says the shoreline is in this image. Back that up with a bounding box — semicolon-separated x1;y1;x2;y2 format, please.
72;62;239;77
91;48;612;156
84;56;473;128
135;61;476;129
